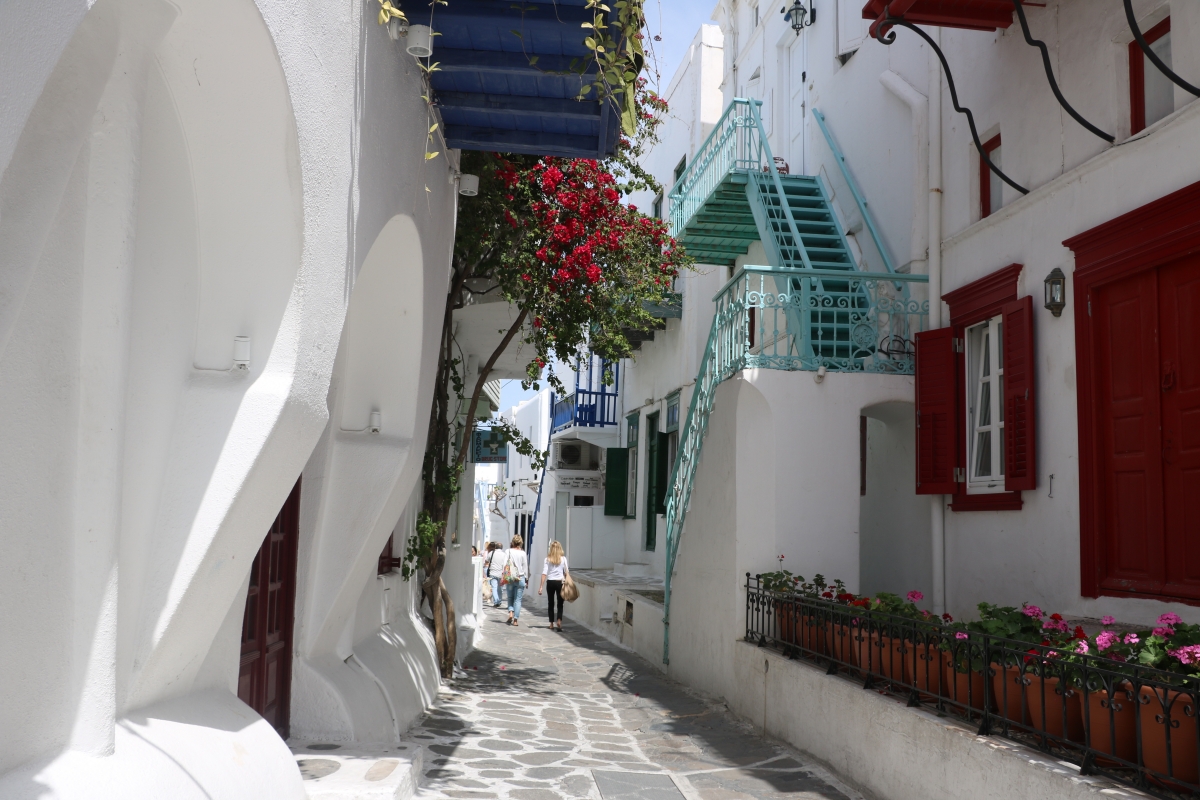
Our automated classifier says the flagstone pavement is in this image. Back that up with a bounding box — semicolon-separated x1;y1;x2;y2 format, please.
405;594;864;800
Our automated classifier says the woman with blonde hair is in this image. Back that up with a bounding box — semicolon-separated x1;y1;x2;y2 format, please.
538;539;570;631
504;535;529;626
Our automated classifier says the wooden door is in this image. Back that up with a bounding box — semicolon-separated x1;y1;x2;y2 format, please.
1160;256;1200;595
238;478;300;737
1094;269;1163;594
1093;255;1200;600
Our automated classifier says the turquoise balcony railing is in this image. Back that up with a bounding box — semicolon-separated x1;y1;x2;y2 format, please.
714;266;929;377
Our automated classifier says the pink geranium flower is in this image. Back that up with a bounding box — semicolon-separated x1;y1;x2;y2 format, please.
1124;633;1140;645
955;631;969;640
1075;640;1090;654
1170;644;1200;666
906;590;924;603
1153;626;1176;638
1101;616;1116;626
1158;612;1183;626
1022;604;1044;619
1096;631;1120;652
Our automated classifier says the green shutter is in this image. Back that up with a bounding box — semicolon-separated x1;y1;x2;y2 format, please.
654;432;670;515
604;448;629;516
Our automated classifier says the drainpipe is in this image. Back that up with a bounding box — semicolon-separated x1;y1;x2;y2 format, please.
928;29;946;616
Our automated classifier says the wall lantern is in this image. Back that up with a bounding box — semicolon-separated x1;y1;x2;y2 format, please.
1044;267;1066;317
386;16;408;41
459;174;479;196
233;335;251;371
406;25;432;57
781;0;814;35
369;410;382;435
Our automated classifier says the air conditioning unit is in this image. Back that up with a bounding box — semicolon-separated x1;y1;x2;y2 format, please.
551;440;600;471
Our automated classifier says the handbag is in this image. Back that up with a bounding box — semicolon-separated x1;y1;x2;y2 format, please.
501;553;519;584
562;573;579;603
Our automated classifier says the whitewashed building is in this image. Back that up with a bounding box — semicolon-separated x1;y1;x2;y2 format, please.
0;0;627;795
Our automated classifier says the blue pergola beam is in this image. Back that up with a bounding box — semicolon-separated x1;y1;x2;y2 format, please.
433;48;596;78
434;0;594;27
445;127;602;158
436;91;600;119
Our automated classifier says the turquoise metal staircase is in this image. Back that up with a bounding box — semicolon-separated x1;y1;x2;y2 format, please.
659;100;930;664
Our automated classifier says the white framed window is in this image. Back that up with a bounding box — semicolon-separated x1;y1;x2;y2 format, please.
965;315;1005;493
838;0;869;56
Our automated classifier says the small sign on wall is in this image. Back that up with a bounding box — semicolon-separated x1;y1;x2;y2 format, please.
471;429;508;463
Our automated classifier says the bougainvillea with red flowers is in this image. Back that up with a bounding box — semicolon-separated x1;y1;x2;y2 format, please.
411;81;688;678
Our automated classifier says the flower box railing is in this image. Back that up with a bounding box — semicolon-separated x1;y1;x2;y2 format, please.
715;266;929;377
746;575;1200;798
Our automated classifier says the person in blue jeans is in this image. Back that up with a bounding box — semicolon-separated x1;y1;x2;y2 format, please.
484;542;505;608
505;535;529;626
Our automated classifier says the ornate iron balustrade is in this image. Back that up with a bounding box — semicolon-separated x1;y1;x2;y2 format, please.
714;266;929;377
746;576;1200;799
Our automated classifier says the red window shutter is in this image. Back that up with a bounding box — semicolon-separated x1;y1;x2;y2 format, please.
915;327;959;494
1003;295;1036;491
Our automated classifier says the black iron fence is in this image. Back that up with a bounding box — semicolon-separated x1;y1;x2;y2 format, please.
745;574;1200;798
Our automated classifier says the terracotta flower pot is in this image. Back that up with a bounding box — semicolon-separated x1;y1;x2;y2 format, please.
775;602;799;645
990;662;1028;726
799;613;823;654
822;621;852;664
1138;686;1200;786
911;639;944;696
942;651;988;715
859;631;906;681
1025;675;1084;742
1086;683;1137;766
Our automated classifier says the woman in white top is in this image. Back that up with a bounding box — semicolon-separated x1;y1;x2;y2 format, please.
504;535;529;626
538;540;570;631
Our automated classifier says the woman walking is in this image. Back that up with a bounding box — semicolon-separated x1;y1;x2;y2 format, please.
538;540;570;632
484;542;506;609
505;535;529;626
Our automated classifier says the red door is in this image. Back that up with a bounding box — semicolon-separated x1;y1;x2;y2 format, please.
238;479;300;737
1093;256;1200;600
1160;257;1200;595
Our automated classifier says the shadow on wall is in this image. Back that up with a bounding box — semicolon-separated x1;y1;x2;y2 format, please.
859;400;930;599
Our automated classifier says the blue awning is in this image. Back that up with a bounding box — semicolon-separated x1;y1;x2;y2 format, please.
425;0;622;158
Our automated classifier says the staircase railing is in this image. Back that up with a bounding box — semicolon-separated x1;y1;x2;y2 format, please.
661;265;929;664
669;99;807;269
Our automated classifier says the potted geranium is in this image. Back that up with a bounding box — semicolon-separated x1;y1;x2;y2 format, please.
1132;613;1200;785
758;557;802;648
1068;616;1139;765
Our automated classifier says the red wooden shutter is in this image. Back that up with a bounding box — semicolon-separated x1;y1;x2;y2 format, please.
1003;295;1036;491
915;327;959;494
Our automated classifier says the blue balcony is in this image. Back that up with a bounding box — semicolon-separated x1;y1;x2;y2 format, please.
551;355;619;433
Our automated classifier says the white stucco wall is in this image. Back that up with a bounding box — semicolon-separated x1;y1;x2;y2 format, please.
0;0;458;794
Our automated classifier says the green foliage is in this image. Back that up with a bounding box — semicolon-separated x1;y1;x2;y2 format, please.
401;511;442;581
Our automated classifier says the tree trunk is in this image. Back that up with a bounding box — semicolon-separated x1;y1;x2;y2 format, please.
419;301;528;680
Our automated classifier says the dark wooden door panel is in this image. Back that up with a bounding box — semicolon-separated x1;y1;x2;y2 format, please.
1160;256;1200;596
237;479;300;738
1094;270;1164;593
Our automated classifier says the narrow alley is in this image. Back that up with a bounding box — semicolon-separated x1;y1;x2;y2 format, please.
404;600;861;800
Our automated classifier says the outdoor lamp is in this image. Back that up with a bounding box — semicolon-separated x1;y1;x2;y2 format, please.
386;16;408;41
459;174;479;196
369;410;382;435
233;336;251;371
406;24;432;57
782;0;814;35
1044;267;1066;317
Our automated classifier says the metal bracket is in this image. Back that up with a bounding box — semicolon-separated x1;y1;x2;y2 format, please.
1011;0;1113;143
1124;0;1200;98
954;467;966;483
874;17;1029;195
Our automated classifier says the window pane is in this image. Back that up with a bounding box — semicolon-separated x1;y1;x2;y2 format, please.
980;330;991;377
988;145;1003;213
1144;33;1174;128
978;380;991;426
998;374;1005;422
975;432;992;477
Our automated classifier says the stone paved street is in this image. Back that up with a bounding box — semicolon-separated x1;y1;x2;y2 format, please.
405;595;863;800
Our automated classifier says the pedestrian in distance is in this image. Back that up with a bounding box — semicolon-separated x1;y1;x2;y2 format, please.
504;535;529;626
538;539;570;632
484;542;506;609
